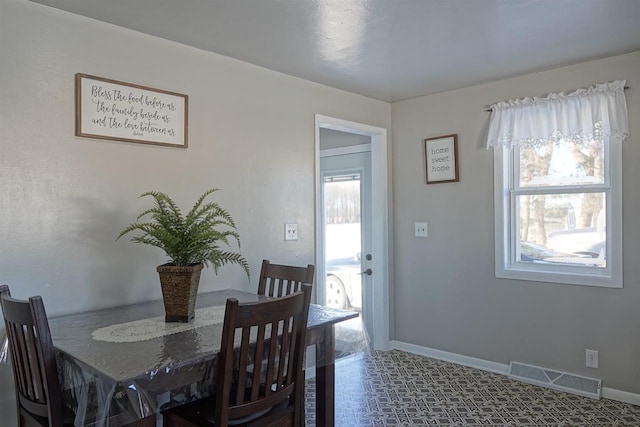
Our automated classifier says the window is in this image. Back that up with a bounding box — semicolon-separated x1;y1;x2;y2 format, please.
489;81;628;287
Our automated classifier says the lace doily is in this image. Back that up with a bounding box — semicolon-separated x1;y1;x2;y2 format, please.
92;305;227;343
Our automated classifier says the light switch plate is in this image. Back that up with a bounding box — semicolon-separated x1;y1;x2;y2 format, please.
415;222;428;237
285;223;298;241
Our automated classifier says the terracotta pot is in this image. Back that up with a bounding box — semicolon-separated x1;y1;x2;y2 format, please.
156;263;203;322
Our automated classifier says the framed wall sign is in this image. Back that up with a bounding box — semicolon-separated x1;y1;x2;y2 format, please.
75;73;188;148
424;134;459;183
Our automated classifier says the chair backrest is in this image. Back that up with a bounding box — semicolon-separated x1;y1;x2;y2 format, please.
0;286;64;427
215;285;312;426
257;260;315;297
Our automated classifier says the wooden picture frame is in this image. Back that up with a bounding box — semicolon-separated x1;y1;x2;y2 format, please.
424;134;459;183
75;73;188;148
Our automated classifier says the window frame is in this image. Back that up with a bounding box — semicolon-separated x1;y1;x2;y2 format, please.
493;140;623;288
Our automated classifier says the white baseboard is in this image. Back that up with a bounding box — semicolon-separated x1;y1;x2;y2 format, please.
390;340;640;406
602;387;640;406
390;340;509;375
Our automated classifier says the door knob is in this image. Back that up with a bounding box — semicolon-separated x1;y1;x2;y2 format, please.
359;268;372;276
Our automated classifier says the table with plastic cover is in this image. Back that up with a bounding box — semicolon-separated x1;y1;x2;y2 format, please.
5;289;363;426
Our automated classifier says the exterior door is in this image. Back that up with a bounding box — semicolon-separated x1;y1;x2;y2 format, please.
319;149;373;343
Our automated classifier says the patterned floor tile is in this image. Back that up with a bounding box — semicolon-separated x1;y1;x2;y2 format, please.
305;350;640;426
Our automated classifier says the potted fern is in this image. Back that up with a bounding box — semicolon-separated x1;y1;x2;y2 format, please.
117;189;249;322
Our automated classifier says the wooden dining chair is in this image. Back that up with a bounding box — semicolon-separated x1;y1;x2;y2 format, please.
257;260;315;297
162;285;312;427
0;285;74;427
256;261;314;426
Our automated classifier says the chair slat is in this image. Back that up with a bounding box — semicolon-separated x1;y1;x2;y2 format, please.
28;324;48;403
8;324;28;398
287;321;296;383
16;324;36;400
237;327;251;405
251;324;267;401
278;317;291;387
264;320;279;397
257;260;314;298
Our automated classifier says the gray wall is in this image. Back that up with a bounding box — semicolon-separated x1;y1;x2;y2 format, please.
0;0;390;418
319;128;371;150
391;51;640;394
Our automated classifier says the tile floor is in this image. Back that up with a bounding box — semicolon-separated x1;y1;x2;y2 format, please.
305;350;640;426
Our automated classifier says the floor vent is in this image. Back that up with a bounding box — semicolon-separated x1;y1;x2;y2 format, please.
509;361;602;400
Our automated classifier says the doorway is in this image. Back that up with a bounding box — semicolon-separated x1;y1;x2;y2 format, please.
321;149;372;341
314;115;390;350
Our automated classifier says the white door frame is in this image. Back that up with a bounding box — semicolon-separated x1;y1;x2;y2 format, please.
314;114;390;350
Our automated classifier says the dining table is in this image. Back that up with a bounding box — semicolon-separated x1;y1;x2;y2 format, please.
39;289;361;426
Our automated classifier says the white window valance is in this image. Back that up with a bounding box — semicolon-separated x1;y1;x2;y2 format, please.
486;80;629;149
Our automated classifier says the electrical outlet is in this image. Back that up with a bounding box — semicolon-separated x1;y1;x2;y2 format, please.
415;222;428;237
586;349;599;368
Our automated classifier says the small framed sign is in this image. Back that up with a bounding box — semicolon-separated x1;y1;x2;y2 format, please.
424;134;459;184
75;73;188;148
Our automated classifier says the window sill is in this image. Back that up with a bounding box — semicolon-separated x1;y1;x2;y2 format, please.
496;265;622;288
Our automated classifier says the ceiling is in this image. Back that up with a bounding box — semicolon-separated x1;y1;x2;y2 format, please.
30;0;640;102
